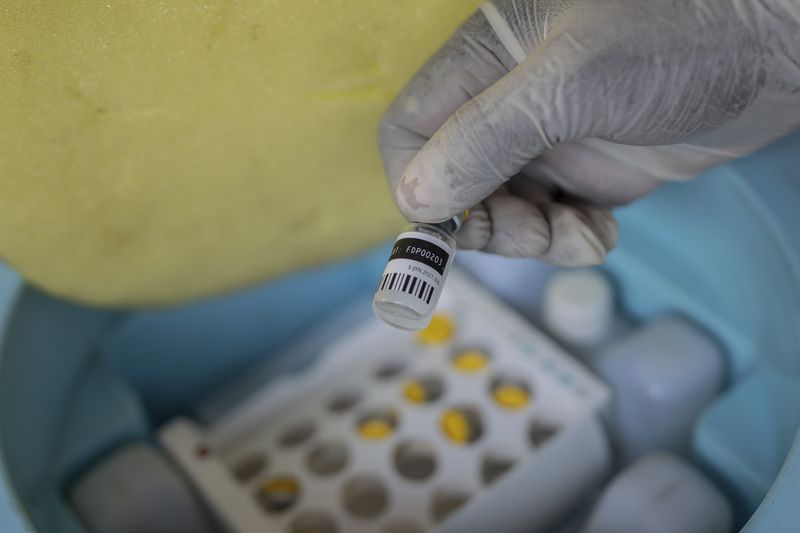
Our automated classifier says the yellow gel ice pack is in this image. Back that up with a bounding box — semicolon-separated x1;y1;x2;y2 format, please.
0;1;481;305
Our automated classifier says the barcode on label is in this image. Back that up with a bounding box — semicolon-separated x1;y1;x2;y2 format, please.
378;272;435;304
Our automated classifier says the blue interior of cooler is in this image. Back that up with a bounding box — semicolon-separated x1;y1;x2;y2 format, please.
1;132;799;532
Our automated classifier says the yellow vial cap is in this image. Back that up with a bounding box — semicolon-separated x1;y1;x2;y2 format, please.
261;477;300;495
358;419;394;440
403;379;427;404
493;385;530;410
441;410;470;444
417;314;455;344
257;476;301;513
452;350;490;373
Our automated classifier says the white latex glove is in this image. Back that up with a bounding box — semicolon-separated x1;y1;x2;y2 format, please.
379;0;800;266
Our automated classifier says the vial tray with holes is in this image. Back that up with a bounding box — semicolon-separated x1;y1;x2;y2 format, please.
159;269;612;533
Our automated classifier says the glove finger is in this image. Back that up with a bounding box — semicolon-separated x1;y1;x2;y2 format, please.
506;174;617;254
482;191;551;258
518;140;666;207
455;178;549;253
517;136;760;209
395;31;601;224
462;184;618;266
378;8;519;214
453;178;549;252
454;202;492;251
538;203;618;266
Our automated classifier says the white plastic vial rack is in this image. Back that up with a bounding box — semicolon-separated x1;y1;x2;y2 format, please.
159;269;611;533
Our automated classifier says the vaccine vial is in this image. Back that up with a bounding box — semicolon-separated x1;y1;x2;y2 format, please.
373;216;462;330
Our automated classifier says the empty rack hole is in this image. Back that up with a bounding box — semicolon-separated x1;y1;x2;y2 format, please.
375;359;408;380
394;439;437;481
430;488;472;523
306;441;349;477
489;376;532;410
289;510;338;533
342;475;389;520
481;452;518;485
328;389;362;413
278;420;316;448
380;519;425;533
440;406;483;445
402;375;444;405
255;475;301;513
357;408;399;441
231;451;268;482
450;348;491;373
529;418;561;447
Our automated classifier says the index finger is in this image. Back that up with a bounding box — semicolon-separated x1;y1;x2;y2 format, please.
378;7;518;220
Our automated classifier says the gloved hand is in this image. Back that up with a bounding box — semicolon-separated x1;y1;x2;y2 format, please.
379;0;800;265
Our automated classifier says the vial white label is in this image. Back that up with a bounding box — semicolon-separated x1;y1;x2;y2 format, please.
376;231;453;307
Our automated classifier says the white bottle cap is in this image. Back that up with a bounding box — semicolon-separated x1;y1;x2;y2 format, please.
543;269;614;347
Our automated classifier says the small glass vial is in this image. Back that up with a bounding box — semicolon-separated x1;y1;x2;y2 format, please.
373;216;462;330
